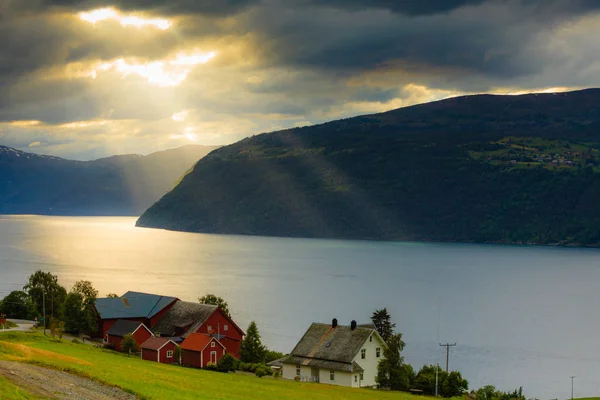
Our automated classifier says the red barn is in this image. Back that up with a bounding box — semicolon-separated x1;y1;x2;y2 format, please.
105;319;153;352
152;301;245;358
181;333;226;368
141;337;179;364
94;291;178;338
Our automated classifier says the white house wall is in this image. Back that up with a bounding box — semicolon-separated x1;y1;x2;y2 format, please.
318;369;352;387
352;332;386;388
282;364;353;387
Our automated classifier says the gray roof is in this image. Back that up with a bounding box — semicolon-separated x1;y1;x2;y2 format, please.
288;323;377;364
95;291;177;320
266;357;287;368
282;355;364;373
151;301;216;338
106;319;148;337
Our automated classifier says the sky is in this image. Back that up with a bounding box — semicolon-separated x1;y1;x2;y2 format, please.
0;0;599;160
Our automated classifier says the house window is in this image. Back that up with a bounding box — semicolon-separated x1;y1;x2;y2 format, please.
354;375;357;383
166;350;173;358
211;342;216;347
224;324;228;331
360;372;364;381
330;370;335;381
296;365;301;376
361;349;366;359
376;347;381;357
207;325;212;332
369;335;372;342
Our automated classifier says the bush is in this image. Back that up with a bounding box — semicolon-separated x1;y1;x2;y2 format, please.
217;354;238;373
71;338;81;344
204;363;218;371
121;334;138;354
239;362;256;372
255;365;272;378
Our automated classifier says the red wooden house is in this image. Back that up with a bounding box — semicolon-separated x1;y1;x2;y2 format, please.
152;301;245;358
181;333;226;368
141;337;179;364
105;319;153;352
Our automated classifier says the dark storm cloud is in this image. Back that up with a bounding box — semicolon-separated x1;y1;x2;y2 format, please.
8;0;260;16
303;0;488;15
236;0;600;87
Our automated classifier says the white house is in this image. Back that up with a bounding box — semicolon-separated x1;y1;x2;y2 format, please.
281;319;386;388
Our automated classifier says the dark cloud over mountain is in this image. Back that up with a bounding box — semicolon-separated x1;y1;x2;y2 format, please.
0;0;598;158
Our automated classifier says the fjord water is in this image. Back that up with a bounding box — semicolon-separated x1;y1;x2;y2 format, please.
1;215;600;398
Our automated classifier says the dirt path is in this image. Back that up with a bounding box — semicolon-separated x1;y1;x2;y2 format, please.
0;361;138;400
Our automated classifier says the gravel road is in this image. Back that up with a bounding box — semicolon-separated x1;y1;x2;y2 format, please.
0;361;138;400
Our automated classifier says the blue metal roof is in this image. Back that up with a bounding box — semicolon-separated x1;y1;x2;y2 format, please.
95;291;178;320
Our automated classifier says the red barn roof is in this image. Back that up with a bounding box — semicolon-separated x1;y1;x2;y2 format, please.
180;333;225;352
141;337;177;351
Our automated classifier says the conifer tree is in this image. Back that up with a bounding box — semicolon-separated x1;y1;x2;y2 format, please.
240;321;266;363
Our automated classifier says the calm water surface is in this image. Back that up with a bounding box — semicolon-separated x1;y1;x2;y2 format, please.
1;215;600;399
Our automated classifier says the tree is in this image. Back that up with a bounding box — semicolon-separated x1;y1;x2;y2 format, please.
23;270;67;326
121;334;138;354
414;364;441;395
265;349;285;363
63;281;99;336
198;294;230;317
376;332;409;390
440;370;468;397
371;308;395;343
106;293;119;298
0;291;38;320
49;317;64;339
240;321;266;363
475;385;525;400
414;365;468;397
72;281;98;304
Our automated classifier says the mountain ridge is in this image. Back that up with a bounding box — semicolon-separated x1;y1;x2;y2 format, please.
136;89;600;246
0;144;220;216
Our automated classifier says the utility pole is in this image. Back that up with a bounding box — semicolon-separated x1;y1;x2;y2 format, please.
42;290;46;336
439;343;456;372
571;376;575;400
436;297;441;397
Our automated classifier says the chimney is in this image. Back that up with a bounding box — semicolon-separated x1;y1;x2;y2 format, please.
332;318;338;328
350;320;357;330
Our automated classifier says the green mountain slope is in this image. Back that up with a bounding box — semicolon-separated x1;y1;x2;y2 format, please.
0;145;219;215
137;89;600;245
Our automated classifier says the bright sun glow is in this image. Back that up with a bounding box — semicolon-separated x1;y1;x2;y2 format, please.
171;111;189;121
79;8;172;30
88;51;216;87
170;127;198;142
9;120;41;127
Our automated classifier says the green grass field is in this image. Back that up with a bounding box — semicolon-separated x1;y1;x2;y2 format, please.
0;331;423;400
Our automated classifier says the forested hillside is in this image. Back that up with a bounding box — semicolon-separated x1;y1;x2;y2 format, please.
137;89;600;245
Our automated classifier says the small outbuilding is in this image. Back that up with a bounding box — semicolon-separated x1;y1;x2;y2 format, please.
180;333;226;368
105;319;153;352
141;337;179;364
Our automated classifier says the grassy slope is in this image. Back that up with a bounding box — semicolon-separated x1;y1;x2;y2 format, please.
0;376;47;400
0;331;422;400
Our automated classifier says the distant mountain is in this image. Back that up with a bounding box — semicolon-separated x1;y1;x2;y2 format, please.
0;145;219;215
137;89;600;246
